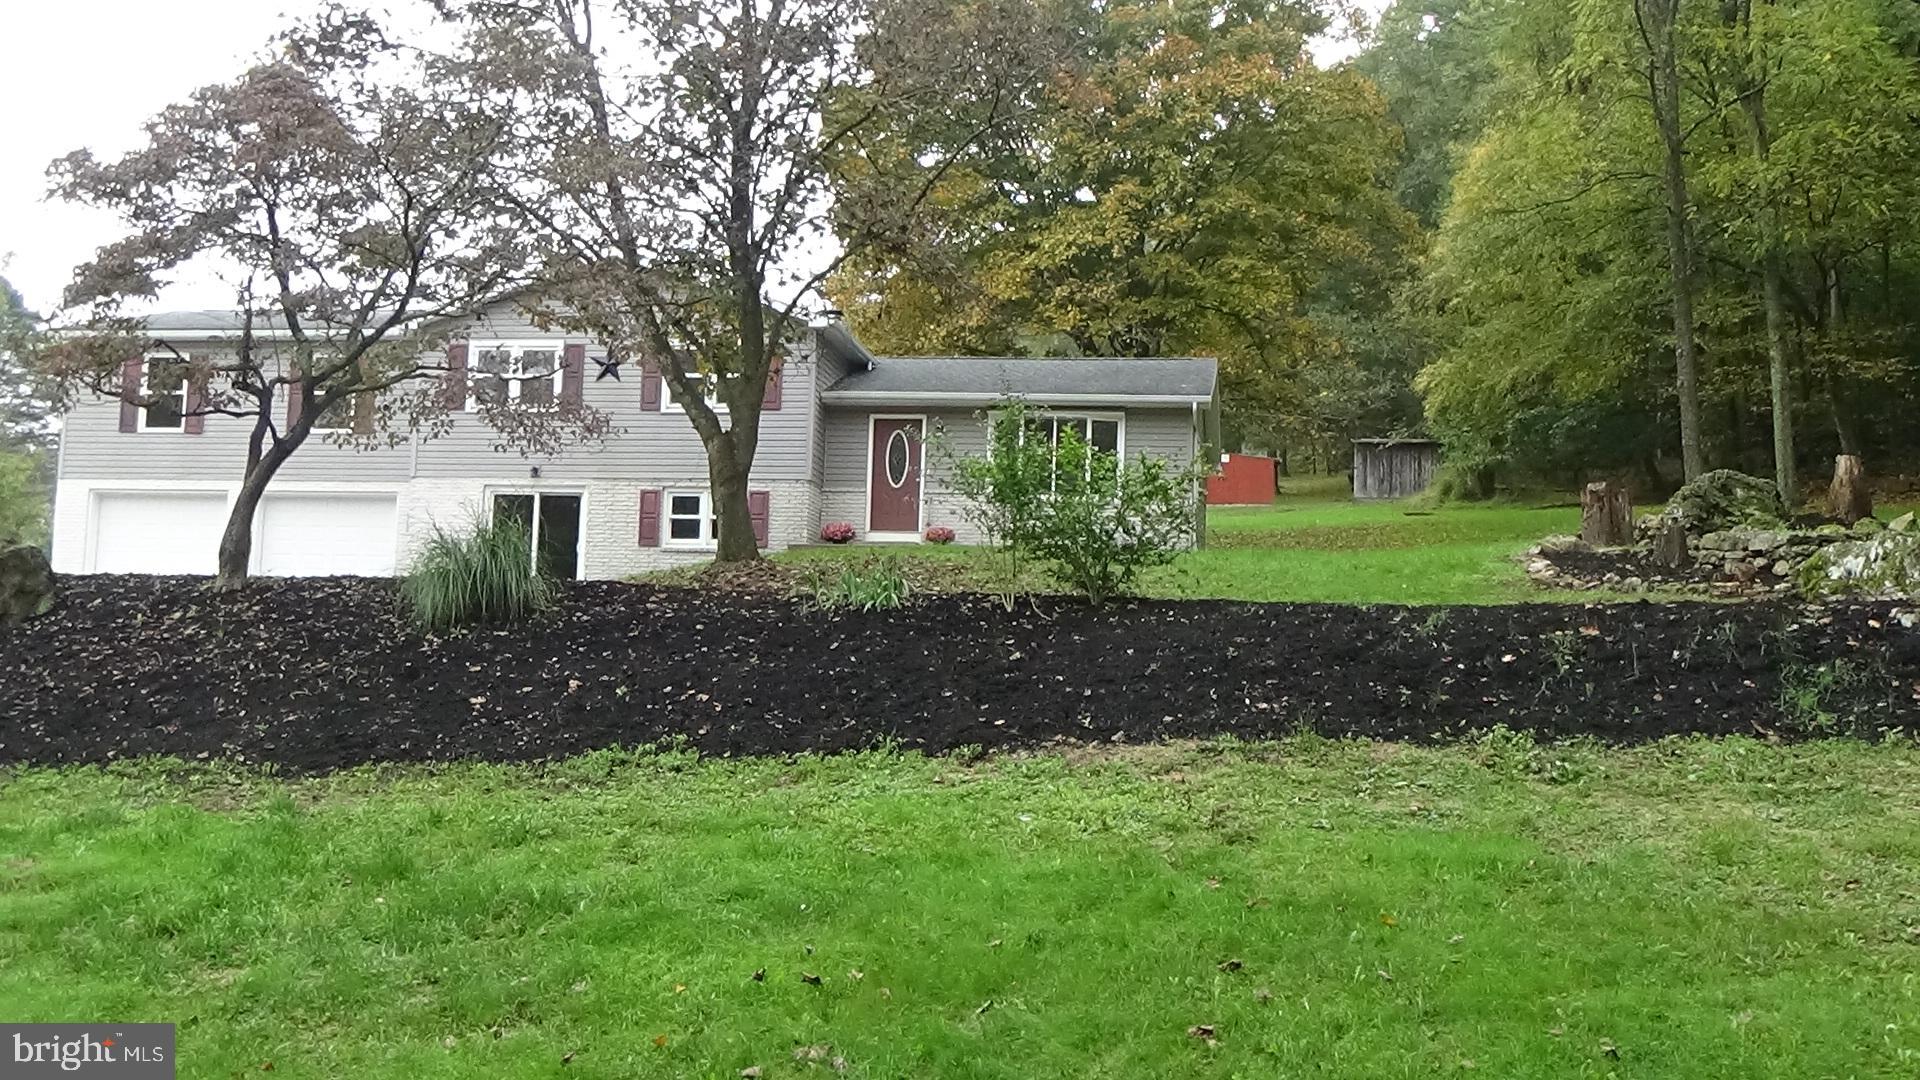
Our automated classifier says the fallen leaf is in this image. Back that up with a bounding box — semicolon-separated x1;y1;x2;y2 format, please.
1599;1039;1620;1060
260;1064;273;1073
673;983;687;994
1380;913;1398;928
794;1044;833;1062
986;938;1003;949
1205;876;1222;889
561;1051;576;1065
1187;1024;1217;1040
1217;958;1243;973
1447;934;1465;945
800;972;823;986
751;968;766;982
1253;987;1274;1004
848;969;864;981
1245;896;1271;909
975;1000;994;1016
652;1035;668;1048
832;1056;848;1073
740;1068;762;1079
1377;969;1394;982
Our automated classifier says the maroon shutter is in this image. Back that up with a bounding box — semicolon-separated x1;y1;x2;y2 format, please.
443;342;469;409
638;489;663;546
562;342;586;407
748;490;770;548
640;365;662;411
761;357;782;411
285;360;304;430
182;355;208;435
118;357;143;432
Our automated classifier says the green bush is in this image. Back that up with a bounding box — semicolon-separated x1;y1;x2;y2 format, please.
938;398;1204;605
801;555;911;611
402;516;555;632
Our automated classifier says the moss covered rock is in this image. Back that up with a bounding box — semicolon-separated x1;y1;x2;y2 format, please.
0;545;54;624
1658;470;1787;534
1796;533;1920;600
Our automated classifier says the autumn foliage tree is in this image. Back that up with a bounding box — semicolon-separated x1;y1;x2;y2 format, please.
830;0;1419;461
38;9;607;588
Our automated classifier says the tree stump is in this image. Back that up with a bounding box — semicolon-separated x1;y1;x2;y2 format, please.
1580;481;1633;547
1650;519;1690;568
1827;454;1872;526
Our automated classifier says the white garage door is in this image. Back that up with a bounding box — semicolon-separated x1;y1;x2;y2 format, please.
92;492;227;574
255;493;399;577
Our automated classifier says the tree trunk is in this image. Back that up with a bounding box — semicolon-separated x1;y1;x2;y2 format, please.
1735;3;1795;507
709;433;760;563
215;412;309;589
1827;454;1872;526
1640;0;1707;480
1580;480;1633;547
1760;253;1796;505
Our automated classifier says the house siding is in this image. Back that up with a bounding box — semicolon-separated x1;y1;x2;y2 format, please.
818;404;1204;544
52;300;1213;575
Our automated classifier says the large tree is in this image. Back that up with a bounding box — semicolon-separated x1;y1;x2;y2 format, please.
40;10;607;588
439;0;1055;561
829;0;1418;460
1412;0;1920;492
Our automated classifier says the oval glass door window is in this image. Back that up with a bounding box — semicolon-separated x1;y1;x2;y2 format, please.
885;429;911;487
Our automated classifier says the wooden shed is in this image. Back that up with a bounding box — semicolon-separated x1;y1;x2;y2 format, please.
1352;438;1440;500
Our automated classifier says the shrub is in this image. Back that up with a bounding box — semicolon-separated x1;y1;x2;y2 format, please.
937;397;1204;605
820;521;856;544
402;516;554;632
923;525;956;545
800;555;910;611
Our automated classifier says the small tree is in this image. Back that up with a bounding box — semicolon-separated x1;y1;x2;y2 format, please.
37;11;608;588
942;398;1203;605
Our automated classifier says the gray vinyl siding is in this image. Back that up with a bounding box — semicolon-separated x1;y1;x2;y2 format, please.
819;404;1203;539
58;298;818;485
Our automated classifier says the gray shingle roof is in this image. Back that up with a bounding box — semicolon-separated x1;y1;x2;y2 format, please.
825;356;1217;402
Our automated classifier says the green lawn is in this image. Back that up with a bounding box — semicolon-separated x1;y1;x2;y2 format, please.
4;739;1917;1077
788;480;1589;604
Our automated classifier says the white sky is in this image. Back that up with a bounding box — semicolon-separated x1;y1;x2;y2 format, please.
0;0;1390;319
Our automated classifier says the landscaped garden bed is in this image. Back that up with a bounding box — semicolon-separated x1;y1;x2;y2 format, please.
2;574;1915;771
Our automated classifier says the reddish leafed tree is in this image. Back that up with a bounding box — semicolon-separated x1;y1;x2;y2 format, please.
39;8;610;588
439;0;1062;561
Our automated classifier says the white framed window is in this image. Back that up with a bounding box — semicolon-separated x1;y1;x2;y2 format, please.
294;357;353;433
137;354;188;433
469;341;564;411
663;490;719;548
662;372;731;414
991;410;1126;487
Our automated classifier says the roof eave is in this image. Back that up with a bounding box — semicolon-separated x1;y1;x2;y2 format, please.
820;390;1214;408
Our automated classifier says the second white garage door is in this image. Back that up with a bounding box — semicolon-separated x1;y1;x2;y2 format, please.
255;493;399;577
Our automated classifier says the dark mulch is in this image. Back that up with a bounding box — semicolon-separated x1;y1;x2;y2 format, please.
1;576;1915;772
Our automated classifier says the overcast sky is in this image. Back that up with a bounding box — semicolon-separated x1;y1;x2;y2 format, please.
0;0;1391;318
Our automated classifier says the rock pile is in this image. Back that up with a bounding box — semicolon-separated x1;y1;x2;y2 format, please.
0;545;55;625
1528;470;1912;598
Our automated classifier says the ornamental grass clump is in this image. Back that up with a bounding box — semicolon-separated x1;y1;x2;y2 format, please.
402;517;555;632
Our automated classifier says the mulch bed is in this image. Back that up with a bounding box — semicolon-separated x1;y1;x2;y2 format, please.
2;575;1916;772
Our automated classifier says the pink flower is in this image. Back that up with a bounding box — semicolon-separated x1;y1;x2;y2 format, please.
820;521;857;544
923;525;956;545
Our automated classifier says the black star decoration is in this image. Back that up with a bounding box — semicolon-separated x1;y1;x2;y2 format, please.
594;355;623;382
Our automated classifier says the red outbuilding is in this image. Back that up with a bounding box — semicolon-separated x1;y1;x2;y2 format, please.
1206;452;1278;505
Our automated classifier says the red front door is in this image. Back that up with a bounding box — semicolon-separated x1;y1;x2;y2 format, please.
868;417;924;534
